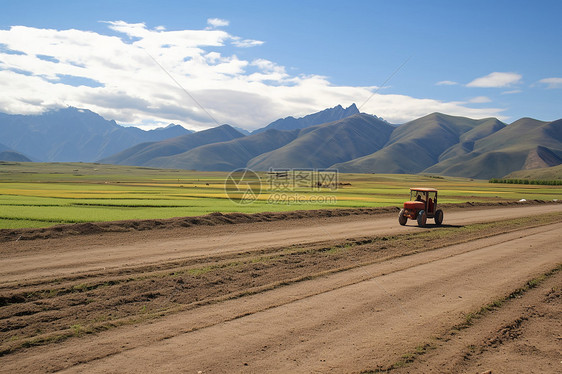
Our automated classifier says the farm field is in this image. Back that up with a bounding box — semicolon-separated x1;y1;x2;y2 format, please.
1;161;561;229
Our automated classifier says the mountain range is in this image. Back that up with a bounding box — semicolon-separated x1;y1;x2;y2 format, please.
247;114;393;170
252;103;366;133
99;125;245;168
101;110;562;179
1;105;561;179
118;114;394;171
334;113;508;174
333;113;561;178
0;107;190;162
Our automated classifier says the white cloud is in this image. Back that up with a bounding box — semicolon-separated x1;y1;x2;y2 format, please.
537;77;562;89
468;96;491;103
247;59;287;82
502;89;522;95
435;80;458;86
232;37;264;48
358;94;507;124
0;22;509;130
207;18;229;28
105;21;149;38
467;72;522;88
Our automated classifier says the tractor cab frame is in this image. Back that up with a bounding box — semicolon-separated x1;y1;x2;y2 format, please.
399;187;443;227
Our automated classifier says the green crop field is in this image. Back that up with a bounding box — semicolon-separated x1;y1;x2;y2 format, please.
1;161;561;229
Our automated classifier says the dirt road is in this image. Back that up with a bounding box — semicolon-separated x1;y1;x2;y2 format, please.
1;204;561;285
1;204;561;373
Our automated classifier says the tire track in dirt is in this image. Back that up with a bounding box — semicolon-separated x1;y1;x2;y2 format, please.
61;223;562;373
1;221;560;373
390;269;561;374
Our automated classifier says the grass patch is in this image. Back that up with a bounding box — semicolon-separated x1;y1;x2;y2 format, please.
70;324;84;336
72;283;89;292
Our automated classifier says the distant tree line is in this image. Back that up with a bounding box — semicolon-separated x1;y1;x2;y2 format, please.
489;178;562;185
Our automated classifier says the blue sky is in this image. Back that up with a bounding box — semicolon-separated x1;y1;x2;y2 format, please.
1;0;561;130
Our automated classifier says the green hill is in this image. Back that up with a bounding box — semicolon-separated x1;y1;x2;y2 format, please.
438;118;506;161
99;125;244;166
0;142;32;162
504;164;562;180
424;118;562;179
333;113;503;173
0;151;32;162
247;114;394;170
147;129;299;171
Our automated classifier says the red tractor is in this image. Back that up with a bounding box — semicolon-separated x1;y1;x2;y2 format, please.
399;188;443;227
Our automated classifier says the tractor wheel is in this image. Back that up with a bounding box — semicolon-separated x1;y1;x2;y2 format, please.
417;210;427;227
434;209;444;226
398;209;407;225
